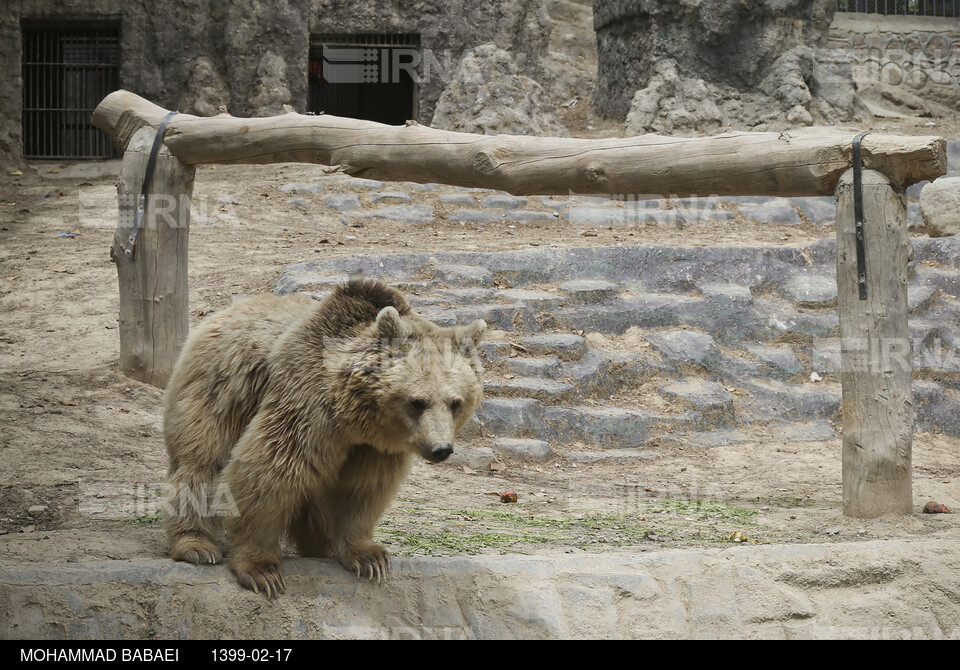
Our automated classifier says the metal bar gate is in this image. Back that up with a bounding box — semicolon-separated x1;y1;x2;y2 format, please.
836;1;960;17
309;33;421;126
21;23;120;159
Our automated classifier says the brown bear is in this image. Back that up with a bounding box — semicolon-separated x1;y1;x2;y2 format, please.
162;277;486;597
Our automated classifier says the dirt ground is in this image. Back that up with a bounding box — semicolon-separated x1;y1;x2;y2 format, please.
1;115;958;576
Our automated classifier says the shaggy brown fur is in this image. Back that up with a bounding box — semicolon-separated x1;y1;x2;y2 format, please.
163;278;486;597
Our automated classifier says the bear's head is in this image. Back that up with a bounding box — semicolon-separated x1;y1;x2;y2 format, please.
368;306;486;463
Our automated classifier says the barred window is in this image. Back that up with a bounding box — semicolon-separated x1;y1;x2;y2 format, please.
21;22;120;159
836;1;959;16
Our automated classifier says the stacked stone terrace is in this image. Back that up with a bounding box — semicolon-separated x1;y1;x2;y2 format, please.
273;143;960;462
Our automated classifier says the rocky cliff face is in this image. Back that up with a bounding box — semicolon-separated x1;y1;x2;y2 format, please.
624;44;868;136
594;0;864;132
432;44;570;136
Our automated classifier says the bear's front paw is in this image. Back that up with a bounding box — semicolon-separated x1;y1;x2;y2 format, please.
231;559;287;598
338;543;391;584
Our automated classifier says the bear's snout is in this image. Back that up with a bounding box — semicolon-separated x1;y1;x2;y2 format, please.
430;443;454;462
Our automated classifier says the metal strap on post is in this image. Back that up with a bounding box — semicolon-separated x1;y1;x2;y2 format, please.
852;131;869;301
123;111;178;260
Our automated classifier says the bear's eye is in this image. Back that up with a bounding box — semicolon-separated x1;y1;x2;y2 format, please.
450;399;462;412
410;398;429;412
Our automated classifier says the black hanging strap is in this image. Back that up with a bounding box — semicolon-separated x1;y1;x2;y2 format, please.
123;111;179;260
852;132;869;301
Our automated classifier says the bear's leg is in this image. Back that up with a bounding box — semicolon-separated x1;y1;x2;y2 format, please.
165;463;224;565
323;445;412;583
224;471;293;597
221;412;316;598
288;495;332;559
164;406;235;566
227;518;288;599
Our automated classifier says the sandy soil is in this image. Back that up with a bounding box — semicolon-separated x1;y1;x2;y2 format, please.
0;117;958;575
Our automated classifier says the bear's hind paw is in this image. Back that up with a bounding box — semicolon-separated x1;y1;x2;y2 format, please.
232;561;287;598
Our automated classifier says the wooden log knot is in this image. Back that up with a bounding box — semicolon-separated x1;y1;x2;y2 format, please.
472;151;493;174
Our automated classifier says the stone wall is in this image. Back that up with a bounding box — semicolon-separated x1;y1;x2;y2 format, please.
593;0;837;120
828;12;960;118
0;0;551;168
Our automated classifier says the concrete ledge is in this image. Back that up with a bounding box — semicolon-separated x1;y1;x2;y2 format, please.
2;540;959;639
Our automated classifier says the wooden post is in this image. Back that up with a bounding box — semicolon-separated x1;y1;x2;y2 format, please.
113;126;195;388
835;168;913;517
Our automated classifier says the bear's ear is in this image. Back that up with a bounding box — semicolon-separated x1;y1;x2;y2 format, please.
376;306;405;340
459;318;487;344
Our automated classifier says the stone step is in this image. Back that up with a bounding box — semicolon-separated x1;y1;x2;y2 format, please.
484;377;577;401
490;438;554;461
473;385;958;449
276;237;960;445
519;334;588;361
505;355;563;378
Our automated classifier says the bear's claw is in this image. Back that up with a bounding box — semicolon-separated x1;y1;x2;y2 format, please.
342;545;391;585
184;547;222;565
170;537;223;566
232;562;286;598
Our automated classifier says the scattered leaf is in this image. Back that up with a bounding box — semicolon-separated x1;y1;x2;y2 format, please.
461;465;476;475
728;531;748;543
21;525;35;533
922;501;953;514
9;170;22;176
490;461;507;472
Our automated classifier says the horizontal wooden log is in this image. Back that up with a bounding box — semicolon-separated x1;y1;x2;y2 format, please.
93;90;946;197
